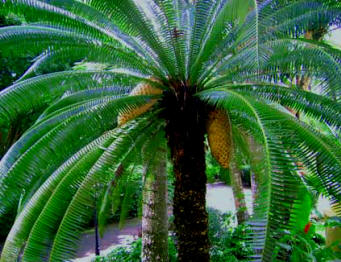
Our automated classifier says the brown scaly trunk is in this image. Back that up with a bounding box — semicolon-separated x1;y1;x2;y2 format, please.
229;163;249;224
163;85;210;262
142;151;168;262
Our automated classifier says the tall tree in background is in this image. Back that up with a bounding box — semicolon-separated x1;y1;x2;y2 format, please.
0;1;340;261
118;88;169;262
141;140;168;262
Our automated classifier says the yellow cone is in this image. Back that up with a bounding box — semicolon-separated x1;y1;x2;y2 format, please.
117;82;162;126
206;109;231;169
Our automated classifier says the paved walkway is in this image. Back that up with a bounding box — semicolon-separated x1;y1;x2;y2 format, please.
74;217;141;261
74;182;252;261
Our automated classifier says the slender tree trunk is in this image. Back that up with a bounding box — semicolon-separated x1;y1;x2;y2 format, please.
142;152;168;262
229;163;249;224
164;86;210;262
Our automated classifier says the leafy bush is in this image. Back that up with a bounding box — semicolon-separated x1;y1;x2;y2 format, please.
95;208;251;262
94;239;142;262
93;237;177;262
208;208;252;262
273;223;340;261
206;152;230;184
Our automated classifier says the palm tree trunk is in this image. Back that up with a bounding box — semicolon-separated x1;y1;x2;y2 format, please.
228;163;249;224
164;88;210;262
142;153;168;262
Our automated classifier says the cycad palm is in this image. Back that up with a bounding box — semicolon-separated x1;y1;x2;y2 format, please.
0;0;341;261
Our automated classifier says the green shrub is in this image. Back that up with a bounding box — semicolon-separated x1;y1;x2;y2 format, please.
273;223;340;261
94;237;177;262
206;152;230;184
94;239;141;262
95;208;251;262
208;208;252;262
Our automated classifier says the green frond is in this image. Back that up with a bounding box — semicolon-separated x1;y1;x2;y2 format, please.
231;125;252;167
98;164;125;236
0;131;117;261
198;88;341;261
0;95;154;222
118;176;141;229
200;1;341;88
1;0;168;72
16;45;155;82
103;125;168;231
188;0;222;82
36;88;128;122
260;40;341;100
0;70;148;126
0;25;99;58
0;93;126;180
206;38;341;101
214;83;341;129
198;89;272;258
163;0;189;73
1;0;121;44
20;120;140;262
189;0;255;82
85;0;177;76
259;1;340;40
48;119;163;261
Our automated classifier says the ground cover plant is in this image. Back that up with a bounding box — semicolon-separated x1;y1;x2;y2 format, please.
94;208;251;262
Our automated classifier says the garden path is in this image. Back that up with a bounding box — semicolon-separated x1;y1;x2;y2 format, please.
73;183;252;261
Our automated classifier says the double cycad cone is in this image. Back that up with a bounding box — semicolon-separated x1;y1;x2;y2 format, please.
206;109;231;169
117;82;162;126
118;84;231;169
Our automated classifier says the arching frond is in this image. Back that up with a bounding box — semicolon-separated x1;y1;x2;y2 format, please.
0;130;117;262
0;70;149;126
209;83;341;129
0;25;102;57
0;95;155;223
15;46;156;82
1;0;130;47
48;120;163;262
198;88;341;261
36;88;128;121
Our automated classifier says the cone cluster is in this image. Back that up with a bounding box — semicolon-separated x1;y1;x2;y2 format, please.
117;82;162;126
206;109;232;169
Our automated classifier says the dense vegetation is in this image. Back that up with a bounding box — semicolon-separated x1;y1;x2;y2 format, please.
94;208;341;262
95;208;251;262
0;0;340;261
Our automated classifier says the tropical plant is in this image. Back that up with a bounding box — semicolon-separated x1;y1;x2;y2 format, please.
272;226;338;262
0;0;341;262
95;208;252;262
208;208;252;262
94;236;178;262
